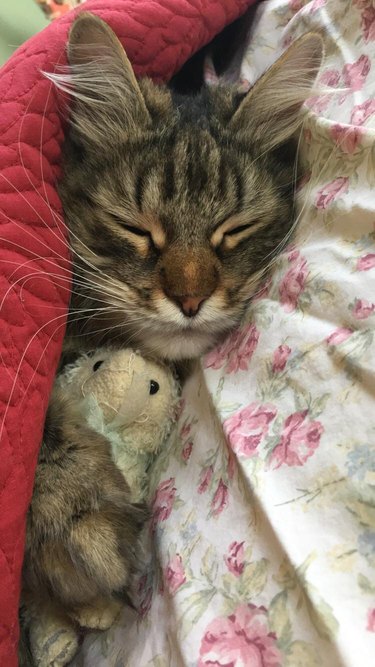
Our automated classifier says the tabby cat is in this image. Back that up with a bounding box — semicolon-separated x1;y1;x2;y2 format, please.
20;12;323;663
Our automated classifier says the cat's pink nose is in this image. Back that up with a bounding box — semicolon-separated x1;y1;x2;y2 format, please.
176;295;206;317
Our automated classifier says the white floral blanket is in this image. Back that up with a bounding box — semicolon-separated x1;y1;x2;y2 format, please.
73;1;375;665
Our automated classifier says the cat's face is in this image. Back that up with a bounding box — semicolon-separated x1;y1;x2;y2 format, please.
57;14;323;360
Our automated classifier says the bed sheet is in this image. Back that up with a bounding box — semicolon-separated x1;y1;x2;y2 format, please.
73;1;375;665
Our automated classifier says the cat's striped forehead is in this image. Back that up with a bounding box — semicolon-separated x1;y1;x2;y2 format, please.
93;126;273;253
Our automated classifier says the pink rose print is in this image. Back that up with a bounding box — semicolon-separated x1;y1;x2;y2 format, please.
180;422;191;439
272;344;292;373
288;0;303;11
356;253;375;271
198;465;214;494
140;587;152;617
304;128;312;145
326;327;353;345
165;554;186;595
225;541;245;576
224;403;277;457
306;93;331;114
367;608;375;632
315;177;349;209
211;479;228;516
198;604;282;667
227;452;236;480
253;276;271;301
205;323;259;373
182;440;193;461
306;68;341;114
351;99;375;125
359;4;375;42
343;55;371;91
297;170;312;192
320;69;341;87
306;68;340;112
352;298;375;319
309;0;326;12
287;247;300;262
175;398;186;420
279;252;309;313
152;478;176;525
269;410;323;468
330;124;363;153
238;78;251;94
137;575;153;617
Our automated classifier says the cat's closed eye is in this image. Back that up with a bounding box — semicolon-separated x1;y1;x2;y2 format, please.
112;217;151;238
210;217;264;250
224;223;255;237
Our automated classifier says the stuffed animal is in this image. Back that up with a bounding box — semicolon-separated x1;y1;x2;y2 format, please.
57;346;180;502
27;347;180;667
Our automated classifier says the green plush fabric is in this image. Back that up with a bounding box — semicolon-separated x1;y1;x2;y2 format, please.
0;1;48;66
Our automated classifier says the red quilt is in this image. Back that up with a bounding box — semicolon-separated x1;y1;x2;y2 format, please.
0;0;254;663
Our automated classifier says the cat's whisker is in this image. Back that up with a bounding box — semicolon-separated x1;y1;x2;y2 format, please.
16;69;111;282
0;304;112;441
0;246;127;312
0;232;139;311
257;132;340;289
14;305;125;416
0;170;126;298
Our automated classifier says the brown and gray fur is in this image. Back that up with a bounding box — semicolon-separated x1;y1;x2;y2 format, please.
20;13;323;664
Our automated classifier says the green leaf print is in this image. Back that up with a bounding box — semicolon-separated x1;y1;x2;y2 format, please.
302;586;339;640
268;591;293;651
294;553;339;640
309;393;330;419
241;558;268;598
347;485;375;528
273;557;299;591
358;573;375;595
147;655;170;667
180;588;216;639
285;640;320;667
200;545;218;584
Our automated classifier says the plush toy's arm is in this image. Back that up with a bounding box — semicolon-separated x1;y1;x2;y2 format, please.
21;387;148;660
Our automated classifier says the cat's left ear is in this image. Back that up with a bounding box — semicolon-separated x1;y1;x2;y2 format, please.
229;33;324;151
52;13;151;146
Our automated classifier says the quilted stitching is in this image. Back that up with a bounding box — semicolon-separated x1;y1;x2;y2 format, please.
0;0;254;663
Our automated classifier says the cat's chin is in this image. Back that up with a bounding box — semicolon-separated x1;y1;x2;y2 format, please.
136;328;222;361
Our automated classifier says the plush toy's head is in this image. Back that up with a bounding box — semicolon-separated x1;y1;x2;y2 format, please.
58;348;180;501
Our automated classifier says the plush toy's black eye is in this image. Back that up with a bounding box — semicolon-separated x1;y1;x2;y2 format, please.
93;360;104;372
149;380;160;395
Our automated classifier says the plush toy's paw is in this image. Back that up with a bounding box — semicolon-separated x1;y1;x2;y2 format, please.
71;597;122;630
29;610;78;667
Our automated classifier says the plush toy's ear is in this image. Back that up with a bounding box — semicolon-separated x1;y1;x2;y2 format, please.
46;13;150;146
229;33;324;151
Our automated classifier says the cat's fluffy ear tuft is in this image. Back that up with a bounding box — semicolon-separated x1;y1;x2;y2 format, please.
67;12;127;67
229;33;324;151
46;13;150;147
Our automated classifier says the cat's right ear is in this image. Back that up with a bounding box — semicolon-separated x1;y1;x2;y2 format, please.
229;33;324;151
48;13;150;147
